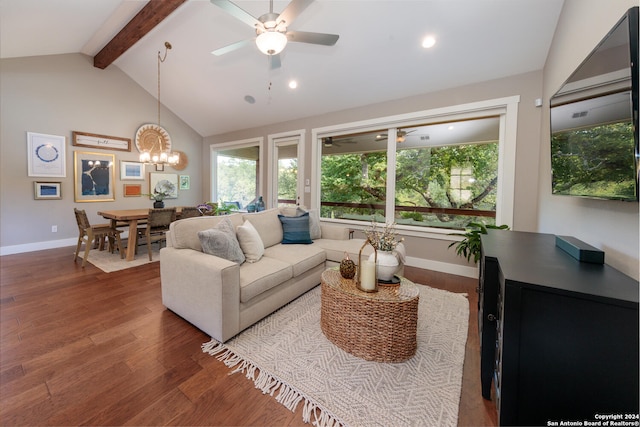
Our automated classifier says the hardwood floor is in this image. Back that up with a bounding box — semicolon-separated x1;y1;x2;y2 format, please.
0;247;497;426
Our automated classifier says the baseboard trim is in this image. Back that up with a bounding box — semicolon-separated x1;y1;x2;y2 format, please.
405;255;478;279
0;238;77;256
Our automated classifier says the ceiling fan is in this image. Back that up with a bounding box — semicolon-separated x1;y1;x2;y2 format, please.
375;130;417;143
322;136;357;147
210;0;339;69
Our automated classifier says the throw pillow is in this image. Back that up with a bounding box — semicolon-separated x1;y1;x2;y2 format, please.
198;217;245;264
236;220;264;263
278;212;313;244
296;207;321;240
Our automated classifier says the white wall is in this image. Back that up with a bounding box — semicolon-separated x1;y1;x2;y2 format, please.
203;71;546;275
0;53;203;255
539;0;639;279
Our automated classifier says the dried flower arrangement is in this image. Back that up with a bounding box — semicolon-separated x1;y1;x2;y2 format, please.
364;221;404;252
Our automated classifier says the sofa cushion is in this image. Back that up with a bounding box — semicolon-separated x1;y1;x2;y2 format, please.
278;213;313;244
236;219;264;263
242;208;283;248
239;257;292;303
263;243;326;277
171;214;243;251
313;238;373;264
198;217;245;264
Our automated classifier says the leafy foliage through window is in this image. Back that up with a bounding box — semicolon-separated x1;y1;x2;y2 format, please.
320;117;500;230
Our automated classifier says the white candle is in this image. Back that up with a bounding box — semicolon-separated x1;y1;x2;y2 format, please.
360;260;376;291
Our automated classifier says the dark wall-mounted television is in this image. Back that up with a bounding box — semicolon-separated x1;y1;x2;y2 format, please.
550;6;639;201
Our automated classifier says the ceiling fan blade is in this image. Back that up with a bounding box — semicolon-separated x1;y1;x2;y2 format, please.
286;30;339;46
277;0;314;26
211;38;253;56
269;54;282;69
210;0;261;28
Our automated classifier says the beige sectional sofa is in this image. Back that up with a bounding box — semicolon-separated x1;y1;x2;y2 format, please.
160;207;372;342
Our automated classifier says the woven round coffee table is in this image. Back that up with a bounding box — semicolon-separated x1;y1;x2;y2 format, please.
320;268;420;363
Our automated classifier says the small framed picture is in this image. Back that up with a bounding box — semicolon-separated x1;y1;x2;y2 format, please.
149;173;178;199
179;175;190;190
155;164;165;172
34;181;62;200
120;160;144;180
123;184;142;197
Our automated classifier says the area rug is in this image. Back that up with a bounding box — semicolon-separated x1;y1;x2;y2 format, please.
83;247;159;272
202;284;469;427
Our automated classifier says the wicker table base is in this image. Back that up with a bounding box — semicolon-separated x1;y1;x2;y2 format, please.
320;269;419;363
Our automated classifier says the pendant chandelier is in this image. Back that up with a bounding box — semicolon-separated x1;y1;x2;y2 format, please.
137;41;179;166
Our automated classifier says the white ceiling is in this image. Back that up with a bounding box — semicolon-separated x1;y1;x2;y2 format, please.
0;0;565;137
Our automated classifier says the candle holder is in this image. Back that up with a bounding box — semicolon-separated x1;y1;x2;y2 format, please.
356;238;378;292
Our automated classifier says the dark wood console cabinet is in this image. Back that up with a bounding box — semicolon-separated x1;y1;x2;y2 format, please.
479;230;639;426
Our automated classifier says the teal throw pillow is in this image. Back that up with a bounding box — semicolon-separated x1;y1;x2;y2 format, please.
278;212;313;244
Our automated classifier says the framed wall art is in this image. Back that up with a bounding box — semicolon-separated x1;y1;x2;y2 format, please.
27;132;66;177
123;184;142;197
149;173;178;199
179;175;190;190
120;160;144;180
34;181;62;200
74;151;115;202
72;131;131;152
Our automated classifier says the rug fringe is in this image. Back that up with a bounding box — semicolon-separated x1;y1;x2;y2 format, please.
202;339;345;427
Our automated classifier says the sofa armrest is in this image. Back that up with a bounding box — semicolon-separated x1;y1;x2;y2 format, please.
160;247;240;342
320;223;350;240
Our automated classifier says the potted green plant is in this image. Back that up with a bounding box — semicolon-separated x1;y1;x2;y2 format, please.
448;222;509;263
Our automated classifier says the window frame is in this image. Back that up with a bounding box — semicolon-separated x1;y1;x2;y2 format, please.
311;96;519;237
209;137;264;207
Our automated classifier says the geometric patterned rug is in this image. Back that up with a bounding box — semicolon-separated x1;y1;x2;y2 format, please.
203;284;469;427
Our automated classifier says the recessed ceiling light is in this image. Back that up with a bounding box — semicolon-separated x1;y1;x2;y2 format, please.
422;35;436;49
244;95;256;104
289;80;298;89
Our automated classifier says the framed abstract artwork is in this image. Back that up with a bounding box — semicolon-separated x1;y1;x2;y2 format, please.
27;132;66;177
74;151;115;202
34;181;62;200
123;184;142;197
120;160;144;180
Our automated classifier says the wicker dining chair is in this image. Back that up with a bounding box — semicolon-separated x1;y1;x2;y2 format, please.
179;206;201;218
137;208;176;261
74;208;124;268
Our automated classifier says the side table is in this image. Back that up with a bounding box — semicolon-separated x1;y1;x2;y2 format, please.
320;268;419;363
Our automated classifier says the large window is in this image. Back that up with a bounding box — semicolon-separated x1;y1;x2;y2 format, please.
313;97;519;231
319;118;499;229
211;139;262;209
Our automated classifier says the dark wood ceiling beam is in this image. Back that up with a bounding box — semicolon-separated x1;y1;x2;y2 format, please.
93;0;187;69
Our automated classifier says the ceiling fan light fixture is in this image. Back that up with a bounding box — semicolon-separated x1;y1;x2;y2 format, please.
256;31;287;55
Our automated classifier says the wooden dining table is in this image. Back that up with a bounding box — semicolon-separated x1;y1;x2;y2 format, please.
97;207;184;261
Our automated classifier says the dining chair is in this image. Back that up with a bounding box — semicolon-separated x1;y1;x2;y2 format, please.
137;208;176;261
179;206;201;218
74;208;124;268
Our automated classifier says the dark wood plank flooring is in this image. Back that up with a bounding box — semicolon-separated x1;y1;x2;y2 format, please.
0;247;497;426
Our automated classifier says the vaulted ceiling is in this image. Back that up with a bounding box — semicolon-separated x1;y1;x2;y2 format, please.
0;0;565;137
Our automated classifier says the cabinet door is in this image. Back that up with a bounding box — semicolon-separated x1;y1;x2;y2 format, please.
479;250;499;399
